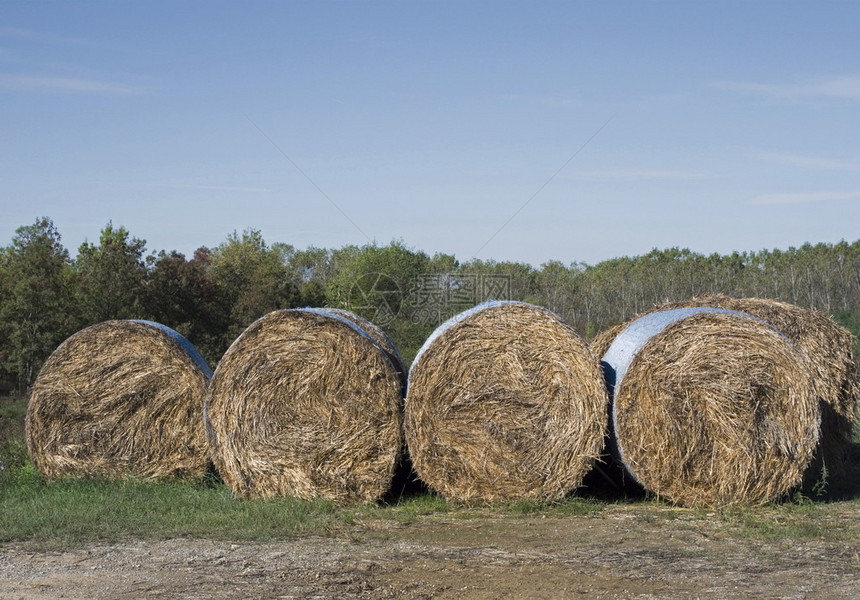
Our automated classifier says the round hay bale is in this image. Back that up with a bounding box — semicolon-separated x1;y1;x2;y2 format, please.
661;295;858;477
205;308;402;503
589;322;626;363
26;320;212;480
600;294;859;480
318;307;406;394
603;308;820;506
404;301;608;503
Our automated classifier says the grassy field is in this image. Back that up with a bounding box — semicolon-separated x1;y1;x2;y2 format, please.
2;392;859;551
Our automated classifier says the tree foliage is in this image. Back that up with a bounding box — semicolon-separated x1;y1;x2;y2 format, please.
0;218;77;390
3;217;860;390
209;228;300;345
141;248;226;366
75;222;148;324
327;240;428;324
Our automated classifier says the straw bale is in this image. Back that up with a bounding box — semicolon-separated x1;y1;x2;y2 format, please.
26;320;212;480
604;309;819;506
318;308;406;393
205;308;402;503
404;301;608;503
589;322;626;362
599;294;859;478
660;295;858;472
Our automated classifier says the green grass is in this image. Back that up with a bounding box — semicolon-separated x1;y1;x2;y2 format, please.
0;462;610;549
0;394;28;475
376;492;451;524
612;493;860;542
713;500;855;541
2;391;858;549
0;466;342;548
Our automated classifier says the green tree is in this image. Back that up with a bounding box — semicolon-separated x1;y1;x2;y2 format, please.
287;246;331;307
426;252;458;274
325;241;430;364
75;222;148;324
209;228;299;343
0;218;77;390
534;260;581;328
141;247;226;366
326;240;428;324
457;258;537;303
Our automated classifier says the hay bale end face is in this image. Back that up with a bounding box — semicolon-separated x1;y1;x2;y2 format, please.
26;320;212;480
405;301;608;503
205;308;403;503
657;295;859;476
604;309;820;506
597;294;860;480
318;307;407;394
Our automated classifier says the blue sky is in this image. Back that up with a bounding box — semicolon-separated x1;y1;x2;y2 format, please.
2;1;859;266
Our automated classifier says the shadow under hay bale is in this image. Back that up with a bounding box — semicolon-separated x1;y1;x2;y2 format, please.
602;308;820;506
383;445;431;503
404;301;608;504
593;294;860;492
26;320;212;481
205;308;403;503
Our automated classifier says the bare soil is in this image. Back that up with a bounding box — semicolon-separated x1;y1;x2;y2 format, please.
1;504;858;599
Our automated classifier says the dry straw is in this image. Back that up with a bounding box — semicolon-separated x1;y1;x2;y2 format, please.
589;322;626;362
593;294;859;479
603;309;820;506
320;307;406;394
404;301;608;504
26;320;212;480
205;308;402;503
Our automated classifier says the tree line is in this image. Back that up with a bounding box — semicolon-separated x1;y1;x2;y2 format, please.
2;216;860;392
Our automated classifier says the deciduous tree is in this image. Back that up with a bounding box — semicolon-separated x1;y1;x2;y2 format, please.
75;222;148;324
209;228;299;344
0;218;77;389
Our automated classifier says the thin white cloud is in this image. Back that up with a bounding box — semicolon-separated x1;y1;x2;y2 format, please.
98;180;269;193
0;27;93;46
504;92;583;108
749;191;860;205
714;75;860;101
0;74;144;95
574;168;708;180
0;26;152;56
161;183;270;193
754;151;860;171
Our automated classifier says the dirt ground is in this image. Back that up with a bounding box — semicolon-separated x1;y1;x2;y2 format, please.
1;504;858;600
